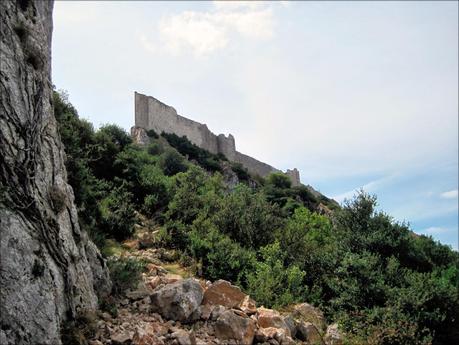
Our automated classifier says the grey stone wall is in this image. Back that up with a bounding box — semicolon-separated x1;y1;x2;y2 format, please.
134;92;300;183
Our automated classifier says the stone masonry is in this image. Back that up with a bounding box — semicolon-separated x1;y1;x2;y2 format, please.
133;92;301;185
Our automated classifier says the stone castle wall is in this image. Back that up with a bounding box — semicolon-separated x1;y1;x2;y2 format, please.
134;92;299;183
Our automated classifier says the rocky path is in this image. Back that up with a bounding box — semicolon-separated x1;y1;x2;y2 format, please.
87;223;343;345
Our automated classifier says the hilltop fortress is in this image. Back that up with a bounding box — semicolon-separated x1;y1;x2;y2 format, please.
132;92;301;186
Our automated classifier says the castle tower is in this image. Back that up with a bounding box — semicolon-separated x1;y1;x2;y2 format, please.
286;168;301;187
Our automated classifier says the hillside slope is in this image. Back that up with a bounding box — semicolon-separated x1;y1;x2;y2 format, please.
53;90;459;345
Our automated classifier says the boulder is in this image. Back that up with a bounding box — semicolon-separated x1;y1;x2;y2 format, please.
296;322;324;344
148;276;162;290
162;273;183;284
199;304;215;320
111;330;133;344
238;295;257;315
131;126;151;146
210;305;227;321
172;329;196;345
256;327;294;344
127;281;154;300
150;279;204;322
283;315;296;338
323;324;343;345
291;303;326;333
202;280;246;309
133;325;163;345
147;263;168;276
214;310;256;345
257;307;291;337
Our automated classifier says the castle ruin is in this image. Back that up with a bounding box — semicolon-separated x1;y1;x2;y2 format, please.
133;92;301;186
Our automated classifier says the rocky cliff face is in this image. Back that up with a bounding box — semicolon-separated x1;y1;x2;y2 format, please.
0;1;111;344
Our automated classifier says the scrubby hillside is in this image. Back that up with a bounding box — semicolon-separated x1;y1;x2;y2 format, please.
54;90;458;345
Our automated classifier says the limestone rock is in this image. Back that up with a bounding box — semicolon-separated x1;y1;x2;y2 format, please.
199;304;215;320
127;281;154;300
257;307;291;337
150;278;204;321
111;330;133;344
148;276;162;290
131;126;150;146
291;303;326;333
256;327;294;344
0;1;110;344
202;280;247;309
214;310;256;345
323;324;343;345
172;329;196;345
282;315;297;339
210;305;227;321
296;322;324;344
238;295;257;315
162;273;183;284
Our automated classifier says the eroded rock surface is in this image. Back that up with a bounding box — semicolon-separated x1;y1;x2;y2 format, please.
0;1;110;344
150;278;204;322
215;310;256;345
202;279;247;309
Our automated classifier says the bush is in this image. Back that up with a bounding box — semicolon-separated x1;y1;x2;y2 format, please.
211;184;283;248
246;242;306;308
231;162;250;181
165;166;223;225
162;132;222;172
90;125;132;181
140;164;172;215
266;172;292;189
107;257;146;295
160;150;188;176
147;142;163;155
189;225;256;283
100;186;136;241
146;129;159;138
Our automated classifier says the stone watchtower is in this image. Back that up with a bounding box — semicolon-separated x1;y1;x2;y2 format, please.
286;168;301;187
133;92;301;185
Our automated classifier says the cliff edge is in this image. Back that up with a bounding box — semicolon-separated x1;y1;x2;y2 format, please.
0;1;110;344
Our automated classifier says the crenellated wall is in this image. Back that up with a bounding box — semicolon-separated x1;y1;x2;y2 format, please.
134;92;300;183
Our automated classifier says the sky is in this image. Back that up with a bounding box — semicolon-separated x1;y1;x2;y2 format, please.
52;1;458;249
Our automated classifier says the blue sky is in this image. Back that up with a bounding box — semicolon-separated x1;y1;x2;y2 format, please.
52;1;458;249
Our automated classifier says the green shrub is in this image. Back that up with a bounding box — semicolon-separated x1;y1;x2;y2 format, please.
140;164;172;215
147;142;163;155
231;162;250;181
100;186;136;241
163;220;189;249
246;242;306;308
266;172;292;189
160;150;188;176
107;257;146;295
146;129;159;138
165;166;223;225
162;132;222;172
211;184;283;248
189;225;256;283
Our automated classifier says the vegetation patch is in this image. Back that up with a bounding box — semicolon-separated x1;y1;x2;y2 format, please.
54;90;459;344
107;256;147;296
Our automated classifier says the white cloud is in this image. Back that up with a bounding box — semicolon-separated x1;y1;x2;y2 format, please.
147;2;275;57
332;174;398;203
440;189;458;199
422;227;453;234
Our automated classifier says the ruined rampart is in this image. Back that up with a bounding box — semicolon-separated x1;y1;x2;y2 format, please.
134;92;300;184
